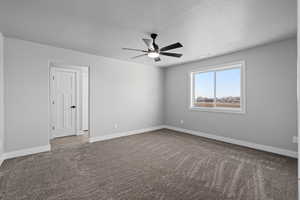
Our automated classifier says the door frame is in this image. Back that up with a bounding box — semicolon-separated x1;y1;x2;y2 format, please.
48;61;90;140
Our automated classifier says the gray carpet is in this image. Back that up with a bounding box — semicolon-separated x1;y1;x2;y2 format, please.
0;129;297;200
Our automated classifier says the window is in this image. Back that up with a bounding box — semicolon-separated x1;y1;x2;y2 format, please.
190;61;245;113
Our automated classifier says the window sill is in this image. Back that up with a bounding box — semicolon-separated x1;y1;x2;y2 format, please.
189;106;246;114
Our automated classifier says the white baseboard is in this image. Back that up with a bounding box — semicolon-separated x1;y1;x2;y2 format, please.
89;125;165;143
77;130;87;136
164;125;298;158
2;145;51;160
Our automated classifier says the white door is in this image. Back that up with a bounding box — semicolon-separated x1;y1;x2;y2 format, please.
51;68;77;138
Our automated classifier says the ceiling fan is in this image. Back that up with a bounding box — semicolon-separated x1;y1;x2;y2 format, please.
122;33;183;62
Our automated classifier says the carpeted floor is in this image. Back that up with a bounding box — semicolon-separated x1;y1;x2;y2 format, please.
0;129;297;200
50;132;89;151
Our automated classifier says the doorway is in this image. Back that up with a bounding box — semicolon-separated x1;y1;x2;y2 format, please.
49;63;89;149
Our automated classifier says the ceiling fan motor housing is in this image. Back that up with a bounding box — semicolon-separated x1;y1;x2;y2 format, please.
151;33;158;40
151;33;159;50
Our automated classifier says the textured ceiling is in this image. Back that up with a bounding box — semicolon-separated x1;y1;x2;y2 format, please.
0;0;297;67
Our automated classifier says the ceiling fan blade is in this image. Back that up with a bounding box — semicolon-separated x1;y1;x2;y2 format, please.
131;54;147;59
142;39;154;50
160;42;183;52
122;48;147;52
154;57;161;62
160;52;183;58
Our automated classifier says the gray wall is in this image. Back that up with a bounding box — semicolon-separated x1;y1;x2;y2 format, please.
164;38;297;151
3;36;297;153
0;33;4;158
4;37;164;152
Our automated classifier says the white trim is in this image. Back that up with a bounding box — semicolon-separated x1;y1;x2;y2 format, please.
0;158;3;167
2;145;51;160
52;132;77;139
189;60;246;114
189;106;245;114
164;125;297;158
77;130;87;135
89;126;165;143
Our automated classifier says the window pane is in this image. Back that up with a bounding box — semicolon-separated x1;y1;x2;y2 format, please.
216;68;241;108
194;71;214;107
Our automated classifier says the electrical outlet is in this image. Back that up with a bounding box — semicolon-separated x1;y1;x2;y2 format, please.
114;123;118;129
292;136;298;143
180;120;184;124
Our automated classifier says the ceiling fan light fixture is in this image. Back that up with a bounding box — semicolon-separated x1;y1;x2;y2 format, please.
147;52;160;58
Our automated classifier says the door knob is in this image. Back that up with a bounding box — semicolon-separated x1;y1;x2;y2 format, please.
70;105;76;109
